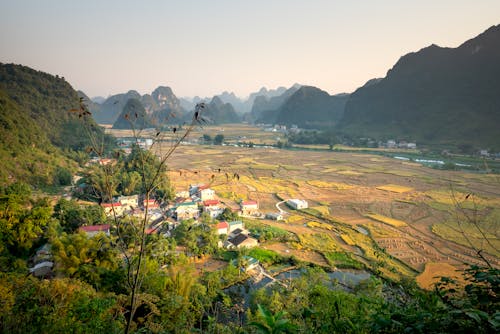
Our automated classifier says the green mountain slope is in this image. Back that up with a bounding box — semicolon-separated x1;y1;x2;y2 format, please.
339;25;500;150
0;63;112;186
274;86;348;128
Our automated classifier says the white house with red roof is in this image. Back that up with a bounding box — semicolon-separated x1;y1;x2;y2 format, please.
216;221;229;235
240;200;259;216
203;199;224;218
79;224;110;237
101;202;124;217
143;198;159;209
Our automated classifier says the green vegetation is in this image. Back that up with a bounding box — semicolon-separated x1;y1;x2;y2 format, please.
0;63;115;186
324;251;364;269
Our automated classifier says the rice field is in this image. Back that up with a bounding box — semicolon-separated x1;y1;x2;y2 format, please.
365;213;408;227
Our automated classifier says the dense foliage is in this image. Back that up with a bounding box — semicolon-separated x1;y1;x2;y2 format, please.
0;63;115;186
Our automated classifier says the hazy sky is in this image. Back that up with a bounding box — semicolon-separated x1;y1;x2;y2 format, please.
1;1;499;99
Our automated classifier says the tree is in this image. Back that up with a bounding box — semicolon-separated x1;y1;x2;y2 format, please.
214;134;224;145
249;304;297;334
79;101;208;333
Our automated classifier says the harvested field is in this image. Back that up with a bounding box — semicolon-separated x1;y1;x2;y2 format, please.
111;124;500;279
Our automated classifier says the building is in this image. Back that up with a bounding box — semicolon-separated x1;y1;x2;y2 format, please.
226;234;259;249
174;202;199;221
203;199;224;218
143;199;159;209
118;195;139;208
228;227;248;239
240;200;259;216
266;212;284;220
216;221;229;235
101;202;124;217
228;220;244;233
79;224;111;237
287;199;308;210
199;188;215;201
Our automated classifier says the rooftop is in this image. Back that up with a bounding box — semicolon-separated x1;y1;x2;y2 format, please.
79;224;110;232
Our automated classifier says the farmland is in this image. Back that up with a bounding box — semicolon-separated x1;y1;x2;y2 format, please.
108;125;500;286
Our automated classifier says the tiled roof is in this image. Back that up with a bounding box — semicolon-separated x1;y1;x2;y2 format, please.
79;224;110;232
101;202;121;207
203;199;220;206
241;200;258;206
216;221;228;229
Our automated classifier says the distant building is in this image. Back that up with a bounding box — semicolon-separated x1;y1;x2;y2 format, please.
266;212;284;220
143;198;159;209
203;199;224;218
199;188;215;201
240;200;259;216
226;234;258;249
216;221;229;235
175;191;190;199
174;202;199;221
79;224;111;237
287;199;308;210
101;202;124;217
228;220;244;233
118;195;139;208
386;140;396;148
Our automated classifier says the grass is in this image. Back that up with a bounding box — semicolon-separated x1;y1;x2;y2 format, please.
431;209;500;257
307;221;335;231
286;215;304;224
307;180;354;190
324;251;364;269
310;206;330;216
340;234;356;246
248;248;283;266
376;184;413;193
293;233;339;252
362;223;401;238
416;262;463;290
365;213;407;227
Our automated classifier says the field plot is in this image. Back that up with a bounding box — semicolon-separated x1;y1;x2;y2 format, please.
113;125;500;282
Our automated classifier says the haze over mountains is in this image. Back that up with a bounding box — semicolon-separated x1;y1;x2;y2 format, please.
71;24;499;149
1;24;499;154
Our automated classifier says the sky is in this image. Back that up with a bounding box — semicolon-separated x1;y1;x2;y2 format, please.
1;0;499;99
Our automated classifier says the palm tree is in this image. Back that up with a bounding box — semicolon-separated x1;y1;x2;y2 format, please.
249;304;297;334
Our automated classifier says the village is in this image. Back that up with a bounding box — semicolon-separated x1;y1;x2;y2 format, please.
29;176;309;277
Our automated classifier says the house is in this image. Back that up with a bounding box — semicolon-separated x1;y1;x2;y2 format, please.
143;199;159;209
240;200;259;216
228;220;244;233
203;199;224;218
226;234;258;249
174;202;199;221
79;224;111;237
266;212;284;220
29;261;54;277
101;202;124;217
228;227;248;239
199;188;215;201
175;191;190;199
287;199;308;210
118;195;139;208
216;221;229;235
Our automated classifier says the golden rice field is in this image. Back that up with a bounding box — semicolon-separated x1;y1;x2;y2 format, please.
365;213;408;227
111;124;500;280
376;184;414;193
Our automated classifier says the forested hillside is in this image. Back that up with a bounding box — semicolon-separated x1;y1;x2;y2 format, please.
339;24;500;149
0;63;113;186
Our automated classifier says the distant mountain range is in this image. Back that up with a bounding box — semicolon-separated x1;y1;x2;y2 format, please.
339;24;500;149
2;24;498;156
